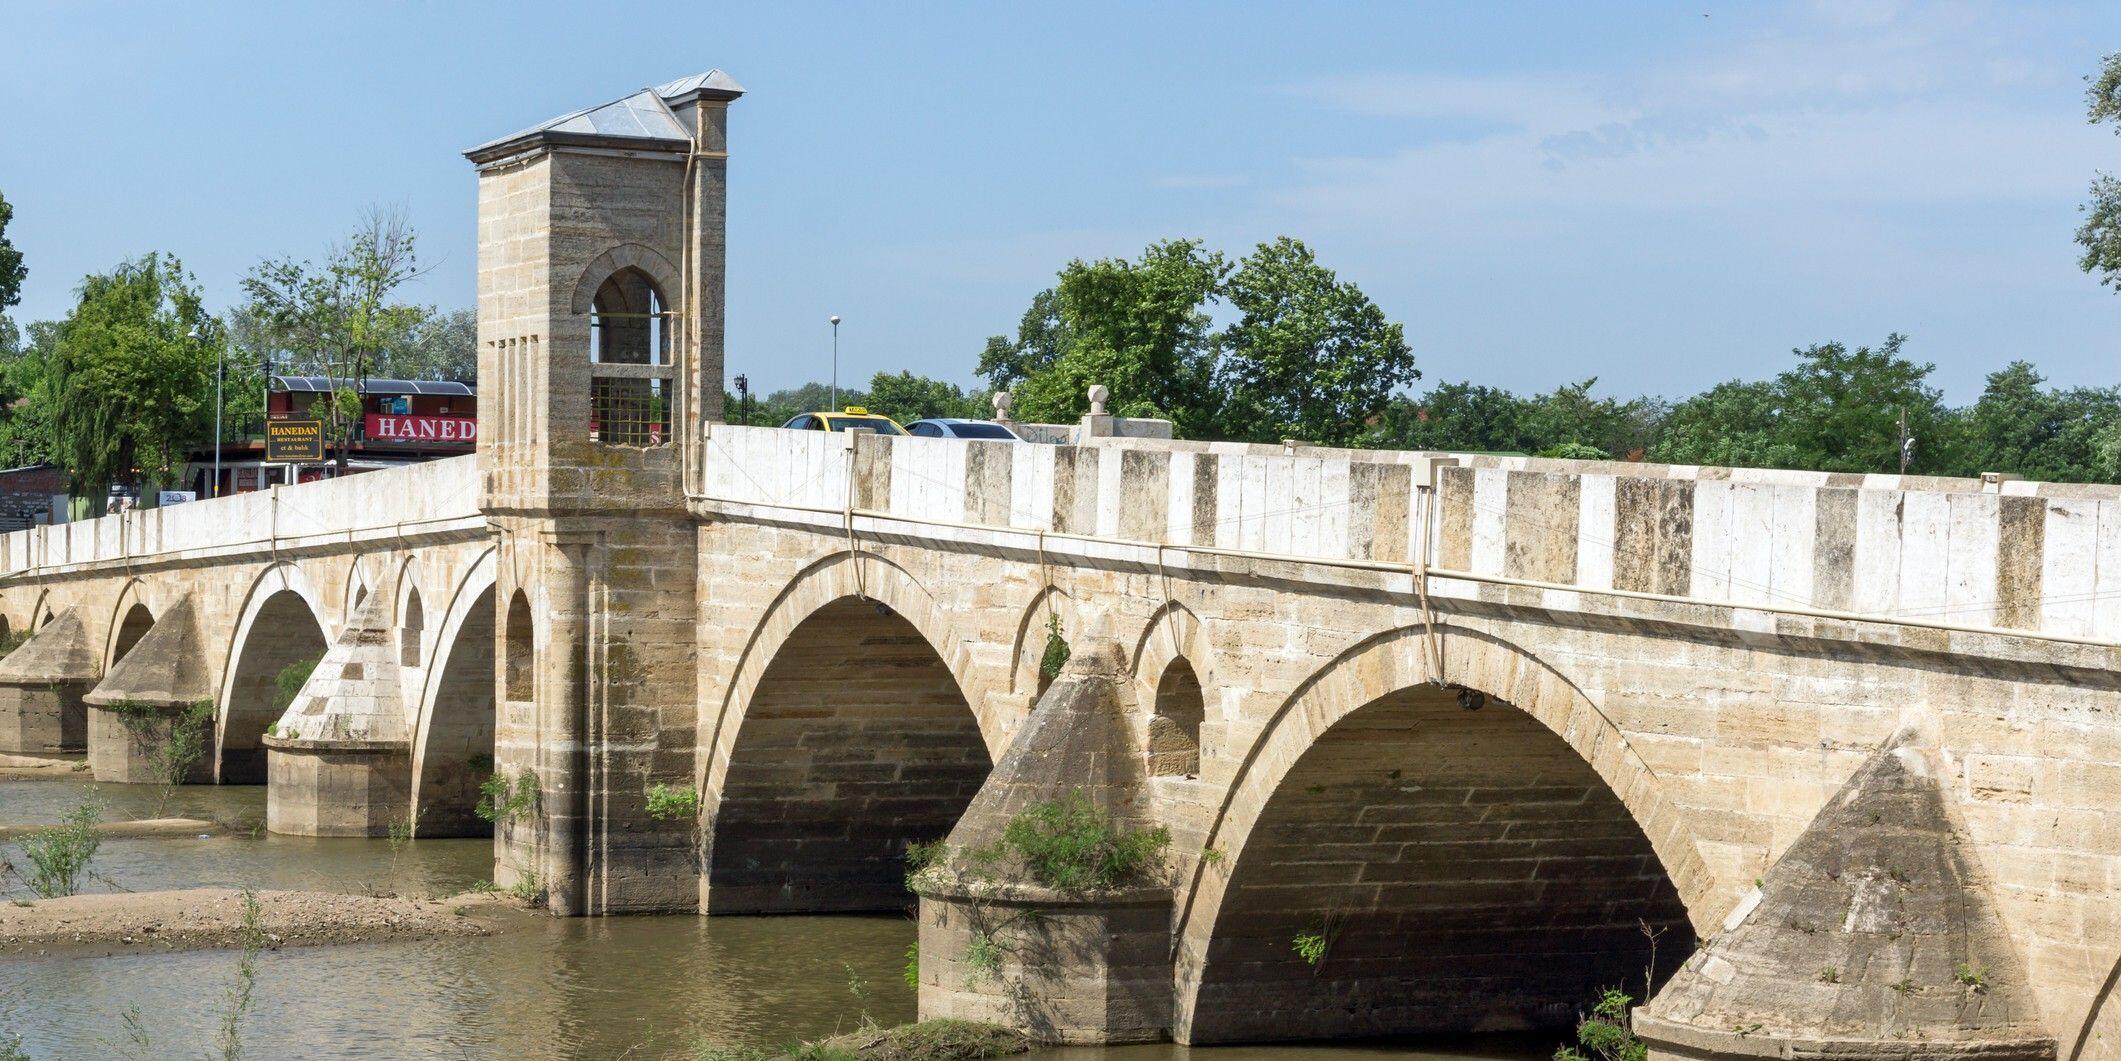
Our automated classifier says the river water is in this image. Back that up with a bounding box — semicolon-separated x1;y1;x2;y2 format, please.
0;778;1551;1060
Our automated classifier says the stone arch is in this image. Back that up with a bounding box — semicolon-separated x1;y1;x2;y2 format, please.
568;243;683;316
1007;584;1076;699
395;557;427;670
503;590;534;703
1132;602;1216;779
217;564;331;783
410;549;497;837
104;580;154;671
1172;624;1717;1044
699;551;998;914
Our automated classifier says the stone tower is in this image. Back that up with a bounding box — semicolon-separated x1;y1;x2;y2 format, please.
464;71;740;915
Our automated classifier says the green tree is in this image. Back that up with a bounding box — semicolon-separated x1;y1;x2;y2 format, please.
1217;237;1417;445
0;320;58;469
1363;382;1531;453
1008;239;1229;434
46;254;222;510
241;207;428;470
865;371;987;424
977;287;1070;392
1652;378;1806;469
1516;378;1664;460
383;306;476;382
1768;334;1952;473
2080;52;2121;290
0;190;26;312
1952;361;2121;483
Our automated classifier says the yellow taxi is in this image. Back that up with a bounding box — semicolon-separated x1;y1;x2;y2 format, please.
780;406;908;435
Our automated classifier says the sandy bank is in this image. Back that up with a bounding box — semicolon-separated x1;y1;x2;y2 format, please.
0;888;519;959
0;753;88;780
0;817;221;840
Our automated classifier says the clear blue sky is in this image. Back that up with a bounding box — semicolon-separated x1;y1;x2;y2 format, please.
3;1;2117;402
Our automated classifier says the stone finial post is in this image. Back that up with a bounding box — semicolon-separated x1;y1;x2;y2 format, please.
1080;384;1115;441
991;390;1012;423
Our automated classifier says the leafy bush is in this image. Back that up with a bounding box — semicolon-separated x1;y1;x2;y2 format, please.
475;769;538;823
1554;989;1647;1061
15;792;106;898
1037;614;1069;683
997;791;1168;894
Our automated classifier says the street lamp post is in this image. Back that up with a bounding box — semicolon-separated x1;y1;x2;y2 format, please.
829;315;841;410
193;326;222;500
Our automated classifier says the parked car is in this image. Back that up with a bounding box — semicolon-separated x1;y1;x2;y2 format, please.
904;418;1024;441
780;407;907;435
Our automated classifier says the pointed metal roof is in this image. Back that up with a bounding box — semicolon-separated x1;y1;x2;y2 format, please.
466;69;744;163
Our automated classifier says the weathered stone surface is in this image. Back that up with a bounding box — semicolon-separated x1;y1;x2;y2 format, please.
1637;736;2055;1061
915;641;1175;1044
0;609;99;754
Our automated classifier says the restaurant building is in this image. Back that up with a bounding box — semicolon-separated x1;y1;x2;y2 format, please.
188;376;477;497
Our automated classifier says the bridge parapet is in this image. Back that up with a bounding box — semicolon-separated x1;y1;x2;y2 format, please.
694;426;2121;646
0;455;483;577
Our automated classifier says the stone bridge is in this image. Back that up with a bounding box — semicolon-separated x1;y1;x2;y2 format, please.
2;70;2119;1057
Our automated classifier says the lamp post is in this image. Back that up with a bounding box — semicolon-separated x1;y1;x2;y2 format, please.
194;326;221;500
829;315;841;410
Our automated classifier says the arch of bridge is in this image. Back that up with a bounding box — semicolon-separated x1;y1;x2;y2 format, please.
1170;621;1720;1030
699;549;1006;800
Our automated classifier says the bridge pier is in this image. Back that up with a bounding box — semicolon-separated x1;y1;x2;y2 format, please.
0;610;96;754
263;594;415;836
80;597;215;784
913;642;1175;1043
1636;738;2055;1061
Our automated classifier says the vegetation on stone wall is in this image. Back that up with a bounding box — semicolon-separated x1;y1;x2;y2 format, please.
645;783;700;822
1036;615;1068;685
108;700;214;804
997;792;1169;894
475;769;539;825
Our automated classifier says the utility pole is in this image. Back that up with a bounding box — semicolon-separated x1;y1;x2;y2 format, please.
1897;407;1913;474
733;373;749;426
829;315;841;410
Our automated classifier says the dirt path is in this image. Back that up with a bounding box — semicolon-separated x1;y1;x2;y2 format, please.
0;888;526;959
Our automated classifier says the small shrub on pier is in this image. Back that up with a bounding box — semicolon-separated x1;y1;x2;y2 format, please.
645;783;700;821
998;790;1169;894
475;769;539;823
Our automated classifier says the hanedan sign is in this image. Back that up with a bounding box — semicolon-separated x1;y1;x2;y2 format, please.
264;419;326;462
366;414;476;444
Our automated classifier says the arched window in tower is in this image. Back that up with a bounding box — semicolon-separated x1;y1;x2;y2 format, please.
588;268;675;447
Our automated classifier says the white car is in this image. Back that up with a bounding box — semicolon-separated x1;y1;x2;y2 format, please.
904;418;1024;441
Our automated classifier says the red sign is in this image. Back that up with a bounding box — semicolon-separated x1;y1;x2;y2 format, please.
366;414;477;444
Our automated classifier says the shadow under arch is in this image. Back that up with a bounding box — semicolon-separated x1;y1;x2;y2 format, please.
409;547;497;837
216;563;331;783
1171;623;1718;1044
699;550;996;915
1132;601;1216;779
1006;584;1074;700
103;579;154;670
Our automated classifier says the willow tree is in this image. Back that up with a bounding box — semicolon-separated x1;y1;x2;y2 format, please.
240;207;429;471
45;254;221;513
